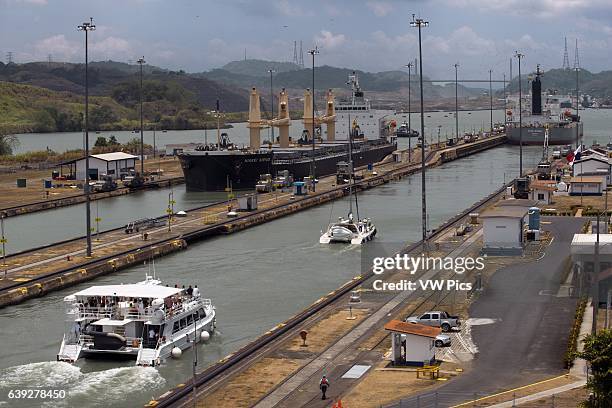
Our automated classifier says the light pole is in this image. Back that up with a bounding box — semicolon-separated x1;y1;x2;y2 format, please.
454;63;459;142
489;68;493;133
405;62;414;162
515;51;524;177
78;17;95;258
308;46;320;192
1;212;6;278
137;56;146;175
268;68;275;144
503;73;507;126
575;66;580;148
411;14;429;250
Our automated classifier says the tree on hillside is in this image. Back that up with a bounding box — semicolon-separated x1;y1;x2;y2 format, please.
577;329;612;407
108;135;119;146
89;105;117;129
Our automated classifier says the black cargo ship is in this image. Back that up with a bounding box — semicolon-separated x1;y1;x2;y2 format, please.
179;138;395;191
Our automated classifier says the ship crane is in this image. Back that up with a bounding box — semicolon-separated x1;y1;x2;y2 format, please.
302;88;337;142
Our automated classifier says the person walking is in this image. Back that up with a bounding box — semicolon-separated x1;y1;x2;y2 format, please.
319;375;330;400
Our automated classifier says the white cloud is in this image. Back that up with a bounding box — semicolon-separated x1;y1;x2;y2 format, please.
366;1;393;17
275;0;312;17
445;0;612;18
34;35;79;60
91;37;131;57
314;30;346;50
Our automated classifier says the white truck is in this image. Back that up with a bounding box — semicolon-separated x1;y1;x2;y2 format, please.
405;311;460;332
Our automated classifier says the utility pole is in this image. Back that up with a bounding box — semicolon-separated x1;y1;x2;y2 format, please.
503;73;507;126
308;46;320;192
593;213;600;333
489;68;493;132
78;17;95;258
575;66;580;148
405;62;414;162
137;56;146;175
1;212;6;278
268;68;275;143
454;63;459;142
515;51;524;177
411;14;429;251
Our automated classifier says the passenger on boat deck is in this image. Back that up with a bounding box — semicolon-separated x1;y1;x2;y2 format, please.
187;285;193;296
192;285;200;298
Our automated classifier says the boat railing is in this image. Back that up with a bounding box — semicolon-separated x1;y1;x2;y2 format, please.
77;305;155;320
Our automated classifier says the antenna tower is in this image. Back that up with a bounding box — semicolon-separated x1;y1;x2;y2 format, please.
573;38;580;69
6;51;13;64
299;40;304;68
293;41;298;65
562;37;570;70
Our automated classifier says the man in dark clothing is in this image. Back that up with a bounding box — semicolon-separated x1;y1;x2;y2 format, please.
187;285;193;296
319;375;329;400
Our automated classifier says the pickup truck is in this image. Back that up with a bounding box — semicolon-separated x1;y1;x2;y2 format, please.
405;311;460;332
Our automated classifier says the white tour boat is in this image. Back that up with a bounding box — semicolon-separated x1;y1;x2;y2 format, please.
57;275;216;367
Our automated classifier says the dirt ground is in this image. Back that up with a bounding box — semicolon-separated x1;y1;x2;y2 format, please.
549;194;612;213
196;357;301;408
0;157;182;211
341;360;445;407
196;307;370;407
512;386;589;408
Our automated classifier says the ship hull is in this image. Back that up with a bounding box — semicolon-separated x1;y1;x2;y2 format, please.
180;143;396;191
506;123;583;145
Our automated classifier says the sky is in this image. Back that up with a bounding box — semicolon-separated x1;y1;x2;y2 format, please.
1;0;611;80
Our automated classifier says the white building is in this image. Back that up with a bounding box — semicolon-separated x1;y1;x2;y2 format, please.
572;154;611;185
529;181;556;204
570;234;612;302
384;320;440;366
61;152;139;181
569;176;606;196
480;205;529;255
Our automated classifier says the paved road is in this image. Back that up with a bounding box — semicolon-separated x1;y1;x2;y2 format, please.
391;216;586;407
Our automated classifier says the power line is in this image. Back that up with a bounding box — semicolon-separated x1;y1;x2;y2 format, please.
299;40;304;68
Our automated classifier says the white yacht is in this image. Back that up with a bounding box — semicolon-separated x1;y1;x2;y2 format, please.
320;213;376;244
320;117;378;245
57;275;216;367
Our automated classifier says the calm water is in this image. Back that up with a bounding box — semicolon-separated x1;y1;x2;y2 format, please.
12;109;515;154
0;109;608;407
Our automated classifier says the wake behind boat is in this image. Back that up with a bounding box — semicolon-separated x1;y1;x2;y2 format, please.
57;275;216;367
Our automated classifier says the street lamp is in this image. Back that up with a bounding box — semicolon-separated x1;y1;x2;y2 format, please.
489;68;493;133
268;68;275;144
454;63;459;142
515;51;524;177
575;66;580;148
404;62;414;162
308;46;320;192
503;73;507;126
411;14;428;250
137;56;146;175
78;17;95;258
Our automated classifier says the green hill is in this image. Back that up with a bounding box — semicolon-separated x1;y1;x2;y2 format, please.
221;59;301;77
507;68;612;98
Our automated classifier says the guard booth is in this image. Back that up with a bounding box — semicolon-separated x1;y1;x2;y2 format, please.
238;193;258;211
384;320;441;366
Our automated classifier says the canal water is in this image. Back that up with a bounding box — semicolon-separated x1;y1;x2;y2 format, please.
0;144;543;408
0;109;608;407
11;108;609;155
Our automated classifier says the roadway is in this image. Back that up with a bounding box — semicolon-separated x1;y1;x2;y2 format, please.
394;216;586;406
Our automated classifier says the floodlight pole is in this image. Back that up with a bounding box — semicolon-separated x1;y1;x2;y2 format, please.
308;46;320;192
78;17;96;257
137;57;146;175
405;62;414;162
411;15;429;250
515;51;524;177
454;63;459;142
